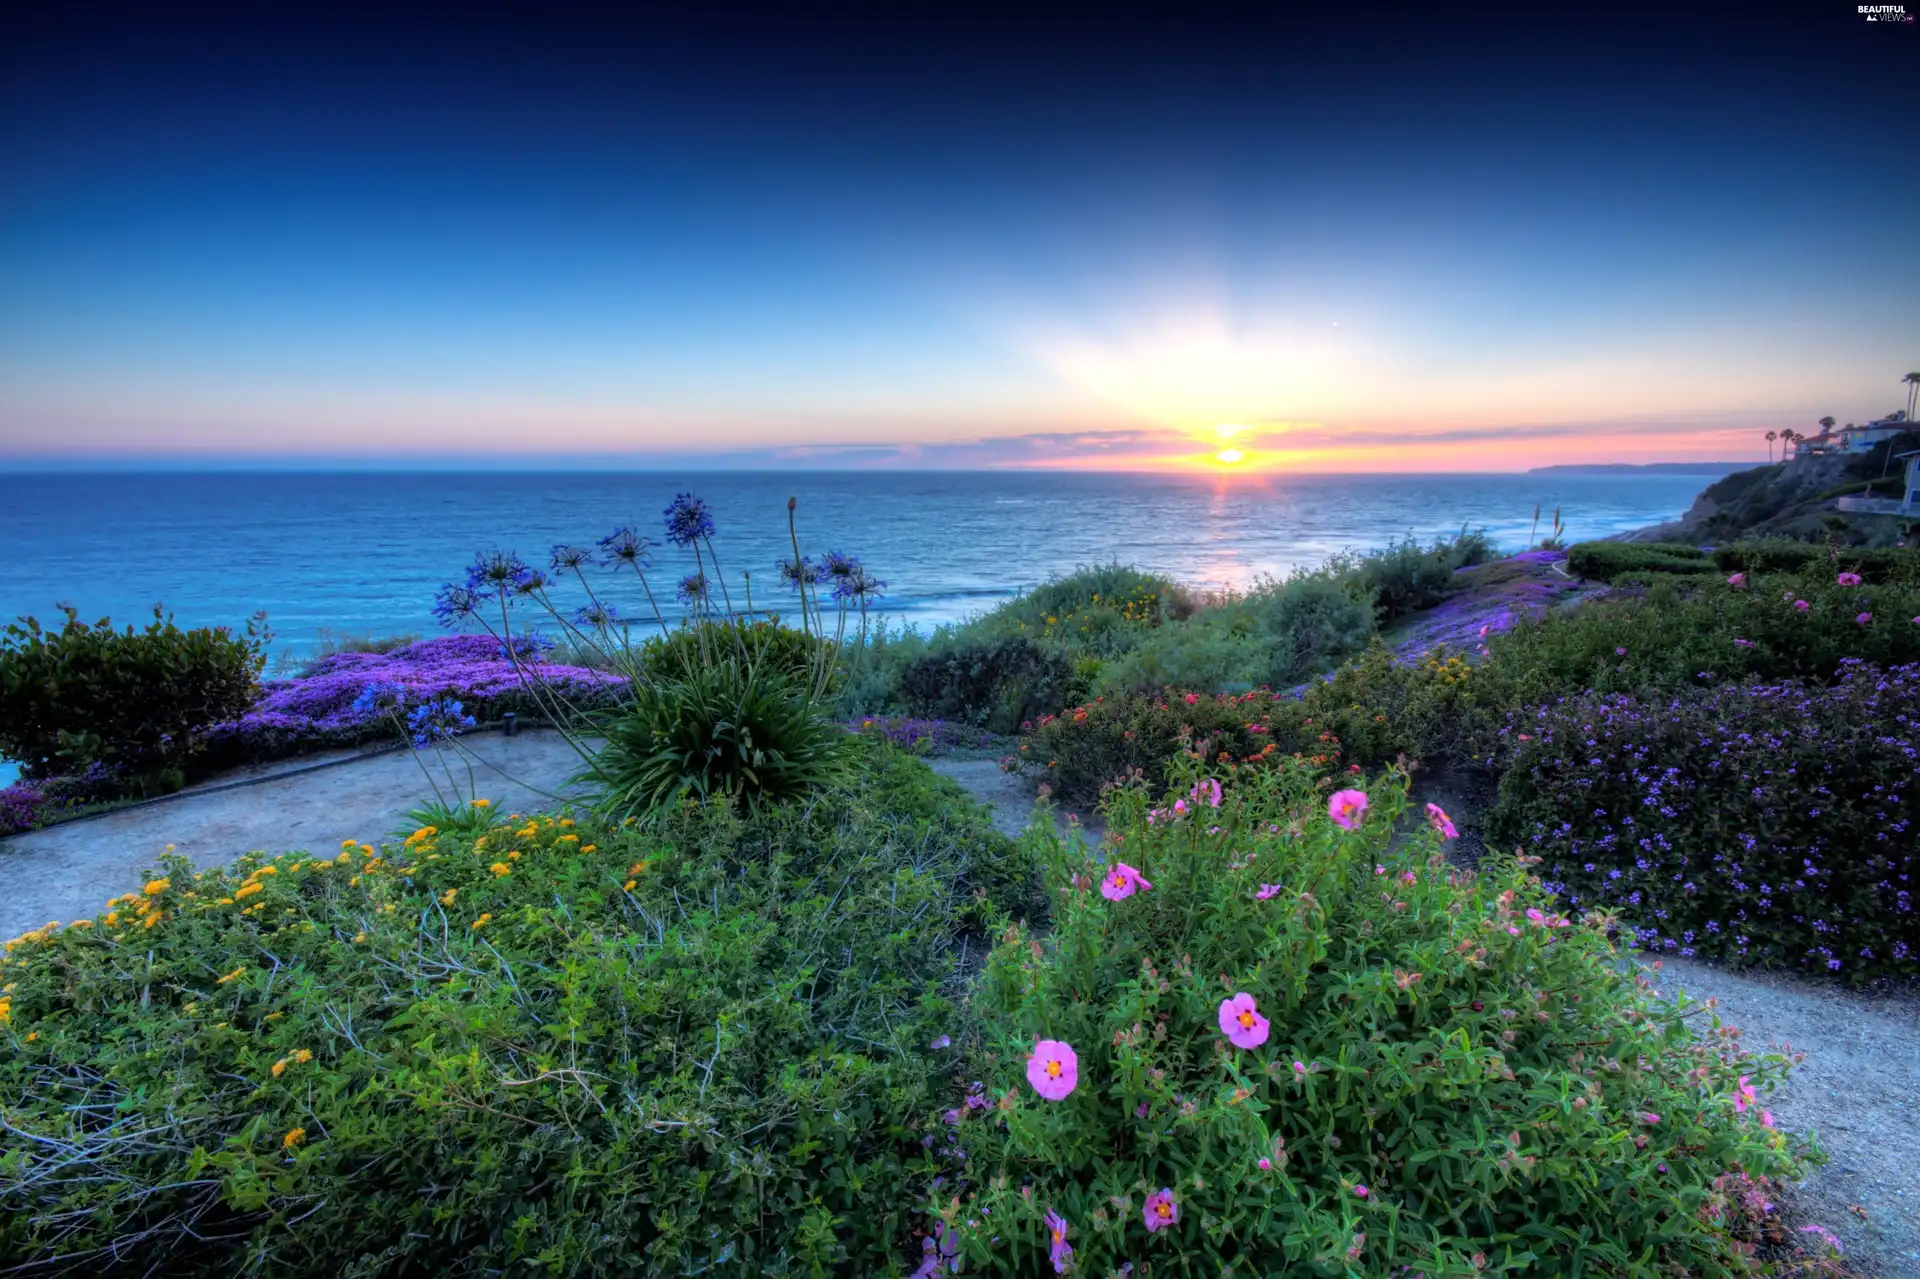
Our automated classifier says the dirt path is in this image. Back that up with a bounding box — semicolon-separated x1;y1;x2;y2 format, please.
1646;958;1920;1277
0;730;589;941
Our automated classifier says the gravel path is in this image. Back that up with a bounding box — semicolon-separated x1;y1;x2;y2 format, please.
1644;957;1920;1277
0;730;589;941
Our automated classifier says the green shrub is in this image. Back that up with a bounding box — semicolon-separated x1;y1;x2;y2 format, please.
1712;539;1920;582
1488;662;1919;982
936;761;1807;1275
1095;578;1375;697
0;742;1032;1276
0;605;268;794
1018;689;1325;806
1296;642;1488;769
1564;541;1710;583
898;637;1079;733
638;616;836;691
1474;564;1920;712
587;659;853;822
1318;528;1498;625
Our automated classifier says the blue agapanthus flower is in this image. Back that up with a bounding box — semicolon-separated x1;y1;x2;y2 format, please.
597;526;654;569
511;567;549;597
777;555;823;589
432;584;482;627
550;544;594;571
465;550;532;593
676;572;710;607
664;493;716;547
834;566;887;603
407;696;477;750
350;681;409;718
574;601;618;627
821;550;860;582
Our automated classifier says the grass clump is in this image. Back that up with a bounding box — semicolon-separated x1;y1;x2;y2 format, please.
1565;541;1711;583
0;740;1032;1276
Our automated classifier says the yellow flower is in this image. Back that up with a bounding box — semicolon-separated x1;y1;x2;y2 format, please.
234;882;264;901
164;844;175;853
294;1049;313;1064
271;1059;288;1077
558;818;575;829
68;919;92;929
255;865;278;877
340;839;357;850
282;1127;306;1150
472;837;488;852
105;911;121;927
581;844;596;854
470;798;491;809
439;889;457;906
557;834;579;844
143;878;171;896
0;998;10;1025
490;863;512;877
142;912;162;929
470;913;492;930
352;931;367;944
24;1030;36;1042
358;843;376;857
622;879;637;892
506;851;521;861
216;966;246;984
627;861;651;878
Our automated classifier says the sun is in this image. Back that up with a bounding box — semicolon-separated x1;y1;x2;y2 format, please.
1215;448;1245;465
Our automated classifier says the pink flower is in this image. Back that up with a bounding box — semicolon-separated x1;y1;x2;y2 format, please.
1727;572;1746;588
1045;1210;1073;1274
1026;1040;1079;1101
1183;692;1199;705
1525;908;1545;925
1794;599;1809;611
1640;1111;1661;1125
1353;1184;1369;1198
1292;1060;1307;1078
1218;992;1270;1049
1328;789;1369;830
1256;1157;1272;1171
1100;863;1153;900
1254;883;1283;900
1191;778;1222;808
1837;572;1862;586
1143;1188;1179;1232
1733;638;1754;647
1615;646;1627;656
1856;611;1872;625
1761;1109;1776;1129
1733;1075;1756;1113
1424;802;1458;839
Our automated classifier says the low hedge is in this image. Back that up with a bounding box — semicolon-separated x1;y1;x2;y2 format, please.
0;741;1033;1276
1564;541;1709;583
1712;540;1920;581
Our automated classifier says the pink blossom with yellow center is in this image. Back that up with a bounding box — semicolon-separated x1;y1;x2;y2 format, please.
1100;863;1153;901
1026;1039;1079;1101
1217;992;1270;1049
1143;1187;1179;1232
1328;789;1368;830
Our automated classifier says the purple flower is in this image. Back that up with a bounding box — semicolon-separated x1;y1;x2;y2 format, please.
597;527;654;568
676;573;711;607
664;493;716;547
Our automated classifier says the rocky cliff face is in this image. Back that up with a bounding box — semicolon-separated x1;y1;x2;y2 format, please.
1622;435;1917;544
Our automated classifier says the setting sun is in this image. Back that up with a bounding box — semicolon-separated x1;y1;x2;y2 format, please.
1215;448;1245;465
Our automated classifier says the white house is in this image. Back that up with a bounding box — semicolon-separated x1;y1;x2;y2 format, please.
1838;413;1912;455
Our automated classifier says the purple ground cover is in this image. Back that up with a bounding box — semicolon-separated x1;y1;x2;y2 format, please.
848;715;996;754
1493;659;1918;980
201;635;624;768
0;782;42;835
1389;554;1584;661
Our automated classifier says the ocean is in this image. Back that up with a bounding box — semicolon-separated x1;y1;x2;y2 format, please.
2;469;1707;657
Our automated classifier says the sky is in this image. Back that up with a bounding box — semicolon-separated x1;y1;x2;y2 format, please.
1;5;1916;473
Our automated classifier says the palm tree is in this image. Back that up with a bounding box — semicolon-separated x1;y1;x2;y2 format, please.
1766;429;1778;463
1904;371;1919;420
1818;416;1836;435
1780;427;1797;460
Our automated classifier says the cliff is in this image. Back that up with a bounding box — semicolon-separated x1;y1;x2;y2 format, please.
1620;433;1918;544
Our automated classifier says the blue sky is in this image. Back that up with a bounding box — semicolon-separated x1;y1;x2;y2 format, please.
2;7;1915;470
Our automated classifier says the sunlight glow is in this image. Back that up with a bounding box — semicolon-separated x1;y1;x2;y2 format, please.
1214;448;1245;465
